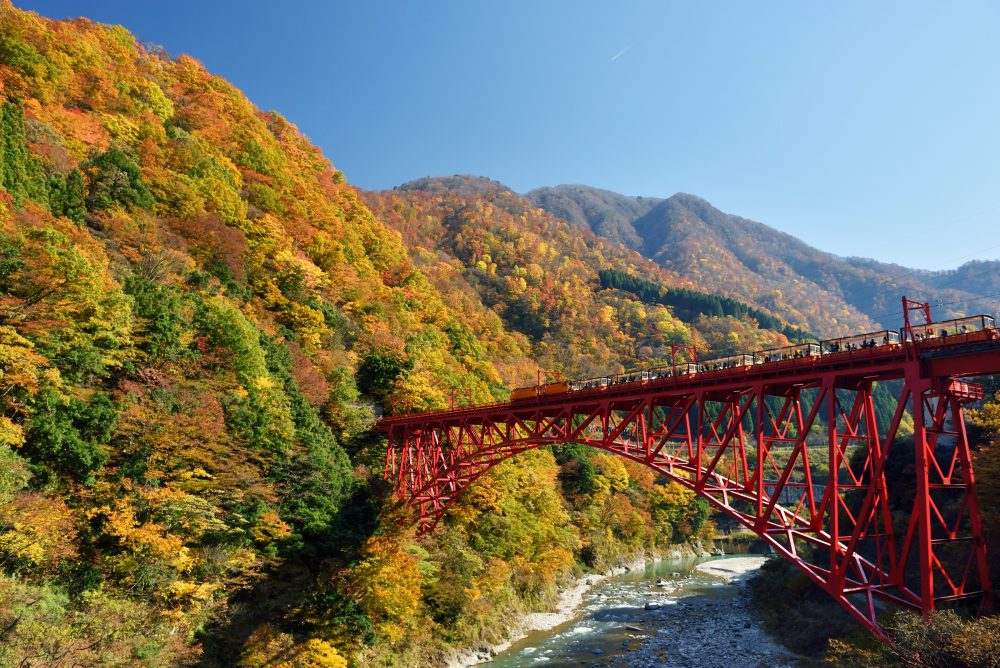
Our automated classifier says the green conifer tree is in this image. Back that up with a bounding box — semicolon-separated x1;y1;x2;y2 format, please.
62;168;86;223
0;99;30;206
85;147;154;211
0;99;50;209
25;153;49;204
48;171;65;216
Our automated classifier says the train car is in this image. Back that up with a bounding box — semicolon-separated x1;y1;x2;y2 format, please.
700;353;758;372
539;381;570;396
510;381;571;401
756;342;821;363
903;315;996;345
615;369;654;384
644;365;674;381
510;386;538;401
672;362;701;376
570;376;612;391
821;330;900;354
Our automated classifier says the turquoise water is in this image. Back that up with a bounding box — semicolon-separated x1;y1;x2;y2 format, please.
487;555;745;667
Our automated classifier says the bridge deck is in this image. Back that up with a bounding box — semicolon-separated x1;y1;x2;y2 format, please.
379;331;1000;429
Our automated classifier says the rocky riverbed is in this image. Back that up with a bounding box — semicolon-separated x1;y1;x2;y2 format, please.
613;572;798;666
486;555;799;668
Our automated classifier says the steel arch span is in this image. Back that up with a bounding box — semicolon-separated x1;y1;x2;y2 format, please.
378;336;1000;639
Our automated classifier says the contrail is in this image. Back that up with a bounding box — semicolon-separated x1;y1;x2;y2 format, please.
608;45;631;63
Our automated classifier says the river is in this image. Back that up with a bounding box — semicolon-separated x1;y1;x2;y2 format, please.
485;555;798;668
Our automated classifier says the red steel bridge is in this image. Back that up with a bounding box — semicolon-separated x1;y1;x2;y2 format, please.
377;299;1000;637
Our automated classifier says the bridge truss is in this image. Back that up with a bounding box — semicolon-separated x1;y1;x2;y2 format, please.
379;336;998;638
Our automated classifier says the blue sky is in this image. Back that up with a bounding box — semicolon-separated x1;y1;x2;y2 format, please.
17;1;1000;270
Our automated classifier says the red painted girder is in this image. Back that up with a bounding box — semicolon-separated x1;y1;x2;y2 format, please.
924;345;1000;378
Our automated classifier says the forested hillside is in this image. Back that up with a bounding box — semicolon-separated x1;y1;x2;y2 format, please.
0;1;531;662
528;185;1000;336
365;179;798;377
525;184;660;251
394;174;510;198
0;5;783;666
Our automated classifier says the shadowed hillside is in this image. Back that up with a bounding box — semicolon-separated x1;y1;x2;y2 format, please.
525;184;661;250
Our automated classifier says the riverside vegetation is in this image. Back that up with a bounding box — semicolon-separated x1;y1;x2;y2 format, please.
0;3;998;666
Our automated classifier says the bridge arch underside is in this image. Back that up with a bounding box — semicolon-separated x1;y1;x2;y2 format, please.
384;378;993;638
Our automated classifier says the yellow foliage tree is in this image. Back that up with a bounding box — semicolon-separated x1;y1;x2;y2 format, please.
240;625;348;668
347;533;423;645
0;492;77;570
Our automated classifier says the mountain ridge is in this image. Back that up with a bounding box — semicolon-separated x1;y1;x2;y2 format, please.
396;176;999;333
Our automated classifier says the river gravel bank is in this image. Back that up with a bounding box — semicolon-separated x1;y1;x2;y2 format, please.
612;560;799;668
442;548;706;668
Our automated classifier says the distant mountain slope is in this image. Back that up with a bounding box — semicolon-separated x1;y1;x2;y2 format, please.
631;194;999;329
630;193;877;332
367;179;800;376
395;174;511;197
922;259;1000;298
524;184;660;250
526;186;999;331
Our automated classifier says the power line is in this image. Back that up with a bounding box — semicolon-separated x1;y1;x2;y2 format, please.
924;242;1000;271
859;292;1000;329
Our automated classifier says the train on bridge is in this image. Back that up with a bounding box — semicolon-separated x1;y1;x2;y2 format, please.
510;312;997;402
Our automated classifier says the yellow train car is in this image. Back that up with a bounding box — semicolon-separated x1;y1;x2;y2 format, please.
539;381;570;396
510;386;537;402
510;382;570;402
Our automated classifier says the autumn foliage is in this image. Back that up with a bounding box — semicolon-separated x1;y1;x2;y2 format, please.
0;3;834;666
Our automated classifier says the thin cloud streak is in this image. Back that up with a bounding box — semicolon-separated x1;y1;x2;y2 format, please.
608;45;631;63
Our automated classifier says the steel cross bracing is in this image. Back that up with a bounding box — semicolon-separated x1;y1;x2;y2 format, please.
379;338;1000;638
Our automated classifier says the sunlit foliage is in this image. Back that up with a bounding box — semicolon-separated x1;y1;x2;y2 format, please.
0;2;809;664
